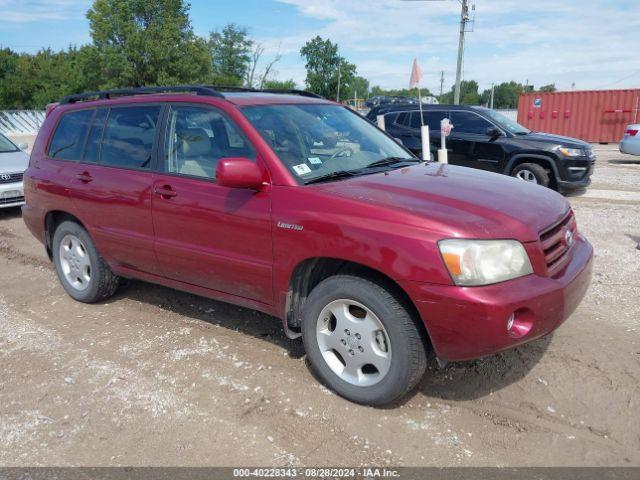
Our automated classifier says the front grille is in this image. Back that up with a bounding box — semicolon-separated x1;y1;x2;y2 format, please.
0;172;23;184
540;210;577;275
0;196;24;205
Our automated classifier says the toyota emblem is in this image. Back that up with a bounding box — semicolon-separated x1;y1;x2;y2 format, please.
565;229;574;246
0;174;10;181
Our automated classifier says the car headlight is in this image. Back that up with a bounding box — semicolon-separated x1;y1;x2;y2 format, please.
438;239;533;286
555;146;583;157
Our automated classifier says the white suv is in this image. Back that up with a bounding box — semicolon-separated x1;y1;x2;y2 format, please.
0;133;29;208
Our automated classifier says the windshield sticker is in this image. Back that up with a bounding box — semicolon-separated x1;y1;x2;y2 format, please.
308;157;322;165
292;164;312;175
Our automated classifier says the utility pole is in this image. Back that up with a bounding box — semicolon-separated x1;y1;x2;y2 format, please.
490;83;495;109
439;70;445;102
454;0;470;105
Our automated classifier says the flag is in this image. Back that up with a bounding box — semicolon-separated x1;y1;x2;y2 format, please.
409;58;423;89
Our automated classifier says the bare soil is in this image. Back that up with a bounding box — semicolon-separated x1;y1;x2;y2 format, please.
0;147;638;467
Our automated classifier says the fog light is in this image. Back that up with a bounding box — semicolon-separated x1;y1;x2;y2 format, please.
506;313;515;331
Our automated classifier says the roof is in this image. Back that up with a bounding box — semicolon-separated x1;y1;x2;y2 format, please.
58;86;333;108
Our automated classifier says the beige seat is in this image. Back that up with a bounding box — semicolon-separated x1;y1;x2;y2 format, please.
177;128;215;178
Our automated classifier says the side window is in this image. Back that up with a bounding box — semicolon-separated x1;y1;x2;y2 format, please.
164;105;255;180
394;112;410;127
450;111;492;135
100;106;160;169
82;109;108;164
48;109;94;160
383;113;397;125
410;111;423;129
423;111;450;132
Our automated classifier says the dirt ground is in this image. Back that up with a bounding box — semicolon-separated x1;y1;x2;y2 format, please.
0;146;638;467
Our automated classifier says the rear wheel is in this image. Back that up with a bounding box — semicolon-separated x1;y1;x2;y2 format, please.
301;275;427;406
511;162;550;187
52;221;120;303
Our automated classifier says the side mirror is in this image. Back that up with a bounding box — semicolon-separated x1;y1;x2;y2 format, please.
394;137;404;146
18;143;28;151
216;157;264;190
486;127;502;139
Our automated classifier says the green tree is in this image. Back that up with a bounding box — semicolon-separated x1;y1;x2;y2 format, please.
262;79;296;90
538;83;557;92
209;23;253;85
300;36;356;100
87;0;212;87
441;80;480;105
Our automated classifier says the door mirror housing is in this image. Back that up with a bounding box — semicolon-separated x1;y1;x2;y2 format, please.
486;127;503;138
216;157;264;190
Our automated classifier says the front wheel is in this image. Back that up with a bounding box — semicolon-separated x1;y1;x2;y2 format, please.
301;275;427;406
511;162;550;187
52;221;120;303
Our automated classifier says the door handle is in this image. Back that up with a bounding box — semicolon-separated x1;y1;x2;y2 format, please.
153;185;178;198
75;172;93;183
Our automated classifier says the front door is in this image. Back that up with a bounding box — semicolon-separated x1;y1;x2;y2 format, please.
447;111;505;171
151;104;273;304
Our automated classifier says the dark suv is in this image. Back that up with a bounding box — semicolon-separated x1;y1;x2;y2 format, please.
366;104;596;191
23;86;592;406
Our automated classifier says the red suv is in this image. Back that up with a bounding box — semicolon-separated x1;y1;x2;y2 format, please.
23;86;593;405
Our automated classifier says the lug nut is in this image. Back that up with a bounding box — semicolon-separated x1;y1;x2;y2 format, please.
340;339;347;345
358;346;364;352
355;333;361;340
348;349;355;355
344;329;350;335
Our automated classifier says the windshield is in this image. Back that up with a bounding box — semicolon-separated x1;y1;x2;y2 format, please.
480;109;530;135
242;104;415;183
0;133;18;153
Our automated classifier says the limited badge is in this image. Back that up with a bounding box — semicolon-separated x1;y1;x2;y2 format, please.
292;164;312;175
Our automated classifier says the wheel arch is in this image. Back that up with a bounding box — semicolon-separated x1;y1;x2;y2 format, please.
283;257;432;351
44;210;87;260
505;153;560;189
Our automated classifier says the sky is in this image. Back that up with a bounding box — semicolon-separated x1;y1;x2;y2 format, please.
1;0;639;94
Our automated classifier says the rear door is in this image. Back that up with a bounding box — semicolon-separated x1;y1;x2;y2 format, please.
151;103;273;304
448;110;505;171
68;105;161;274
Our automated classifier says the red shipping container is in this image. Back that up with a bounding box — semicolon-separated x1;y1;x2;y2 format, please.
518;89;640;143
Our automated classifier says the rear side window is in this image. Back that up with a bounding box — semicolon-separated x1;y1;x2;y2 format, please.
99;106;161;169
48;109;93;160
394;112;410;127
422;111;450;132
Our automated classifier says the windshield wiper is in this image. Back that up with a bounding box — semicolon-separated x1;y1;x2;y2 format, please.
304;170;361;185
365;156;421;168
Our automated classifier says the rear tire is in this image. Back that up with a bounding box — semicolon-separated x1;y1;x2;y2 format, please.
511;163;550;187
52;221;120;303
301;275;427;406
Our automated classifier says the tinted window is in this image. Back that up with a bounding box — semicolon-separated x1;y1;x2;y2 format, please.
450;111;492;134
48;109;93;160
100;106;160;169
394;112;410;127
422;111;450;132
164;106;255;180
383;113;397;125
82;109;108;163
410;111;425;128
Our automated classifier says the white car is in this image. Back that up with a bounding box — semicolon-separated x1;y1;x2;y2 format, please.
0;133;29;209
620;124;640;156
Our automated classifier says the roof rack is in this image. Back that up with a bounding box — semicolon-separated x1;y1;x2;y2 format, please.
207;85;324;99
59;85;224;104
59;85;325;105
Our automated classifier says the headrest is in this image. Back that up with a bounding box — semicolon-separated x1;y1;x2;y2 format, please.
179;128;210;157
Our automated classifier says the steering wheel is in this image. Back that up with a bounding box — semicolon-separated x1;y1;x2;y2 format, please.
329;147;354;160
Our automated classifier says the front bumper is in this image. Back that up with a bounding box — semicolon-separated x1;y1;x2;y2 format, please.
0;181;24;208
557;156;595;192
401;235;593;362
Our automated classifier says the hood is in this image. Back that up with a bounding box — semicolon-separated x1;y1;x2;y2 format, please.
515;131;590;149
0;149;29;174
315;163;569;242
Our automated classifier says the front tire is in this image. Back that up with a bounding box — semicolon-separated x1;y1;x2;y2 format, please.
511;162;550;187
52;221;119;303
301;275;427;406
